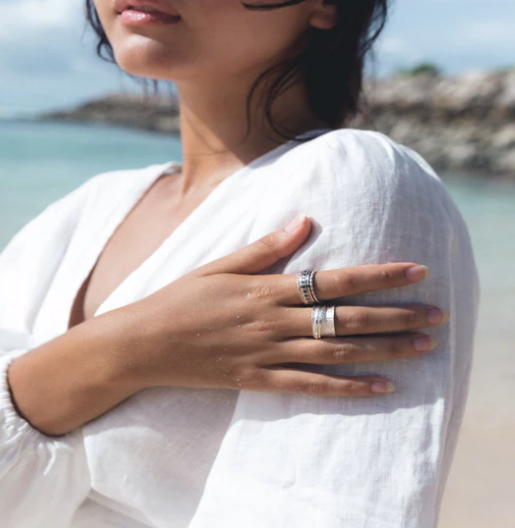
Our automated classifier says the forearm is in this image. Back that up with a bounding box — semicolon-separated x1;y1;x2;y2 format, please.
6;307;147;437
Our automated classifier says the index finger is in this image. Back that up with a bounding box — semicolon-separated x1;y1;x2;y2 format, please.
271;263;430;305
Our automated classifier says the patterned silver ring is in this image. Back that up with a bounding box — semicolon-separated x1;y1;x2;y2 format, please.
311;305;336;339
297;269;320;305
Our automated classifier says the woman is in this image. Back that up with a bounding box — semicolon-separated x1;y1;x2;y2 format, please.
0;1;480;527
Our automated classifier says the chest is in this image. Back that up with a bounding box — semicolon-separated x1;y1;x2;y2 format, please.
67;177;215;330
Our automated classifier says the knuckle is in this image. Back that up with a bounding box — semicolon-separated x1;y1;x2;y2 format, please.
303;380;328;396
333;271;356;294
219;363;241;385
253;235;283;261
249;282;276;304
344;309;368;330
246;317;278;336
344;380;366;397
332;342;355;362
385;339;400;358
282;378;304;394
232;365;259;387
404;309;420;328
379;269;396;287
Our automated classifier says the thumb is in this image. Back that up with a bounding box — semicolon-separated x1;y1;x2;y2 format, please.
198;213;311;276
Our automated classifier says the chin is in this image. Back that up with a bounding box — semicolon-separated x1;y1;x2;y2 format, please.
113;43;179;80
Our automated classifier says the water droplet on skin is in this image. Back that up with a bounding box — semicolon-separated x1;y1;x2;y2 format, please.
236;315;240;319
197;333;200;337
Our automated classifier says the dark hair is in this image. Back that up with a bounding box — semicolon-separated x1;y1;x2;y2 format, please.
84;0;391;141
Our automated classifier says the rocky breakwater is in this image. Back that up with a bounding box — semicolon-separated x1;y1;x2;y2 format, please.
37;70;515;179
37;93;181;135
348;70;515;180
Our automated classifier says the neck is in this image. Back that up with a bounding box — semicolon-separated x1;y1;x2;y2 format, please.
172;69;328;194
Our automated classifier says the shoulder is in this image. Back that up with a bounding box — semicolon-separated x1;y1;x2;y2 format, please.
269;128;477;261
280;128;458;224
300;128;444;191
278;129;478;285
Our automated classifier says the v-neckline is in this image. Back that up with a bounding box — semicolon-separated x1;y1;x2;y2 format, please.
66;128;332;331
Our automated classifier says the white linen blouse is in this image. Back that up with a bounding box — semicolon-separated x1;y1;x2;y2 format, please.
0;128;480;528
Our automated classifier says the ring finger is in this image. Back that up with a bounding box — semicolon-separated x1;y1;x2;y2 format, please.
280;303;449;337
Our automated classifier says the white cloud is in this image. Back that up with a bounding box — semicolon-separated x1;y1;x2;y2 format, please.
0;0;127;112
0;0;80;39
0;0;96;76
458;20;515;47
378;38;405;55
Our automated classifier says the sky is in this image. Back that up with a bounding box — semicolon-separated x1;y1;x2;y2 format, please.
1;0;514;115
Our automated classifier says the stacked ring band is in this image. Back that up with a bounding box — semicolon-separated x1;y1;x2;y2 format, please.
311;305;337;339
297;269;336;338
297;269;320;305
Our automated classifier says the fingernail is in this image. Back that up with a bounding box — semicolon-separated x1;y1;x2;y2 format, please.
414;335;437;352
427;308;447;324
406;265;430;282
284;213;306;233
371;381;396;393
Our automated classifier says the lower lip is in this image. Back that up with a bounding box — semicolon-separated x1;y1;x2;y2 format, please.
119;9;181;26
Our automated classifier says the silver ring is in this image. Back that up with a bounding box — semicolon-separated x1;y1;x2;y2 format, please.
311;305;336;339
308;269;321;304
297;269;320;305
312;305;323;339
321;305;336;337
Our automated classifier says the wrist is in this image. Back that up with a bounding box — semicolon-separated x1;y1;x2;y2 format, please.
6;309;146;436
84;305;152;393
95;302;167;391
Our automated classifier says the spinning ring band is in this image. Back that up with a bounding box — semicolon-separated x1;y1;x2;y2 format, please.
312;305;336;339
297;269;321;305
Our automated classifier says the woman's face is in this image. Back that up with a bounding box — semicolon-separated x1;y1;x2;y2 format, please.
93;0;322;82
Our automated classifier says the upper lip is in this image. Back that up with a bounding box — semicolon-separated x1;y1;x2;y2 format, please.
115;0;180;16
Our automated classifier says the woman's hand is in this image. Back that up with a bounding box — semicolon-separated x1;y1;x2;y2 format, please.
119;214;448;398
6;213;448;437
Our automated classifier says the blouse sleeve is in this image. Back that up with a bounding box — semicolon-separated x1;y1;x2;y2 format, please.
0;177;100;527
188;131;481;528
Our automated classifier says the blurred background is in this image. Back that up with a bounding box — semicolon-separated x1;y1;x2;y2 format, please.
0;1;513;526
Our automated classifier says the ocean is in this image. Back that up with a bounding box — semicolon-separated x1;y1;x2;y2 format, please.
0;118;514;526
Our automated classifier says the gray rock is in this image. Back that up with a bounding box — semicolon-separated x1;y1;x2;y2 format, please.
35;70;515;180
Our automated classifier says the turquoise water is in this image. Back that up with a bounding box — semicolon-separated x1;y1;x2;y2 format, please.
1;119;514;345
0;119;182;243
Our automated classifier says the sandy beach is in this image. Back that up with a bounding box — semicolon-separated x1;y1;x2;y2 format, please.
439;303;515;526
438;175;515;527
